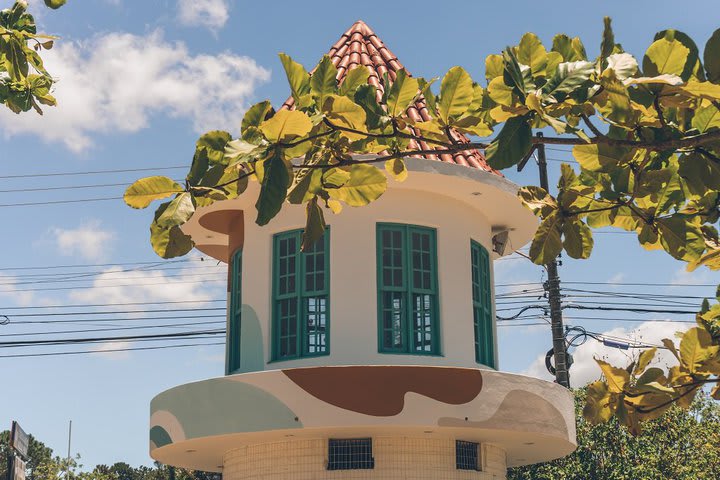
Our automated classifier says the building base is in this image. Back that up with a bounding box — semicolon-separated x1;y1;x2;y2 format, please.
223;437;507;480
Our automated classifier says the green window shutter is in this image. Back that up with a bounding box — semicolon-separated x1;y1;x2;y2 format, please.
227;248;242;375
471;240;495;368
272;229;330;360
377;224;439;355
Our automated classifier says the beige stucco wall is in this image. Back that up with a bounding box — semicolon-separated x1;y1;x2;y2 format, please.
241;185;497;370
223;438;507;480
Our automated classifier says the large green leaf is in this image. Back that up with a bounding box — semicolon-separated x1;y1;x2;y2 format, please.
517;32;548;75
385;69;419;117
529;211;563;265
124;176;185;209
653;29;702;81
438;66;474;123
327;164;387;207
704;28;720;83
259;109;313;143
301;197;326;252
485;54;504;81
241;101;273;144
679;327;719;373
643;36;690;78
278;53;311;103
150;223;194;259
44;0;67;9
562;219;594;259
551;34;587;62
502;48;527;100
255;150;291;226
573;144;632;172
544;61;595;97
310;55;338;108
196;131;232;165
485;115;532;169
156;192;195;228
518;186;557;217
599;16;615;66
656;217;706;261
596;359;630;393
324;94;367;136
339;66;370;96
692;103;720;132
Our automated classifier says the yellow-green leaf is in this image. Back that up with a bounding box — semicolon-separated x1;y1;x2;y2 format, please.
385;158;408;182
339;65;370;96
679;326;720;373
438;66;474;123
562;219;594;259
260;109;313;143
255;150;290;226
643;37;690;77
692;103;720;132
279;53;310;102
124;176;185;209
485;54;504;81
156;192;195;228
310;55;338;108
324;94;367;138
301;197;326;252
386;69;419;117
596;358;630;393
529;211;563;265
327;164;387;207
518;32;548;75
573;143;632;172
634;348;657;376
241;101;273;144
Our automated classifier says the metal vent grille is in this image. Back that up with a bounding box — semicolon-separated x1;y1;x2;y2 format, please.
455;440;480;471
327;438;375;470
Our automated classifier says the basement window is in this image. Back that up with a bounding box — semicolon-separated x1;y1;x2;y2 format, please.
327;438;374;470
456;440;480;471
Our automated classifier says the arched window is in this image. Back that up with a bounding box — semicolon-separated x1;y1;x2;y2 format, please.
376;224;439;355
272;229;330;360
471;240;495;368
227;247;242;374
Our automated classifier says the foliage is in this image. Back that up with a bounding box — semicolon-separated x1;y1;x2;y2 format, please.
125;18;720;426
508;389;720;480
0;430;219;480
1;0;65;115
583;296;720;433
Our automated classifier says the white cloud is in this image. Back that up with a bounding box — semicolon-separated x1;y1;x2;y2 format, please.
0;30;269;151
0;273;36;306
523;320;690;387
92;340;133;360
671;265;715;286
69;262;225;306
50;220;114;261
177;0;229;30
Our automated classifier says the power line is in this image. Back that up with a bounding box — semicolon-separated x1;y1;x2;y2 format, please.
0;320;225;337
0;259;197;271
0;197;123;207
0;166;187;180
5;307;226;318
0;299;225;310
8;314;225;325
0;341;224;359
0;329;225;348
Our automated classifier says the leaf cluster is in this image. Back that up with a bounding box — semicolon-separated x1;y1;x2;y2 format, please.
583;294;720;435
0;1;62;115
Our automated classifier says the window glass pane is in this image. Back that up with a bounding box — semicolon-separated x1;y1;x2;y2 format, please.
278;298;298;358
382;291;404;350
456;441;479;471
412;293;433;352
305;296;327;354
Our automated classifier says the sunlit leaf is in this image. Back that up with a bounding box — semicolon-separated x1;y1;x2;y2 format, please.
156;192;195;228
529;211;563;265
255;150;291;225
301;196;326;252
124;176;185;209
386;69;419;117
327;164;387;207
438;66;474;123
260;109;313;143
596;358;630;393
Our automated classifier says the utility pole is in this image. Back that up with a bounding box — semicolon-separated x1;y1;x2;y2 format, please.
518;132;571;388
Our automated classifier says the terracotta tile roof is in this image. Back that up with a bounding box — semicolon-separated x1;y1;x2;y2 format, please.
282;20;500;175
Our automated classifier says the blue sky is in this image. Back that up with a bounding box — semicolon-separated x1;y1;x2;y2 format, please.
1;0;719;470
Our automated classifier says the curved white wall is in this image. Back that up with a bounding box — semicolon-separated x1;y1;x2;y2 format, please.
239;182;497;371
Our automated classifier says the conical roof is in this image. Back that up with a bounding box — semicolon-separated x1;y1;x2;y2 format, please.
283;20;499;174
